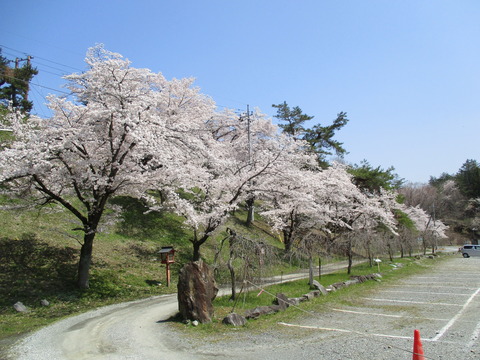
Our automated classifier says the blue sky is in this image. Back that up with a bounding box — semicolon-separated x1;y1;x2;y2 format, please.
1;1;479;184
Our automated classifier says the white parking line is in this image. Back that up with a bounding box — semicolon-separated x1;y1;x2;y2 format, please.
431;287;480;342
467;321;480;348
277;322;455;344
381;290;471;296
278;322;413;340
388;284;480;290
331;308;449;321
415;273;478;282
363;298;462;306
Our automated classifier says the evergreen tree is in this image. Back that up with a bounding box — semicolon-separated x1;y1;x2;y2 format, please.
429;172;455;188
303;111;349;163
272;101;313;138
0;49;38;113
349;160;404;194
272;101;348;166
456;159;480;199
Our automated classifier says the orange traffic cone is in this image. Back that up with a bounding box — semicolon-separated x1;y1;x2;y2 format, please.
413;329;425;360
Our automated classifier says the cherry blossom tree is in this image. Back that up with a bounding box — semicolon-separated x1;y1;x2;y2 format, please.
402;205;448;254
259;164;352;252
259;162;398;274
0;45;217;289
158;109;317;322
161;109;315;261
260;163;397;249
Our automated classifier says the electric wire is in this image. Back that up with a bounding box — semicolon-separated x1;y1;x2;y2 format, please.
0;44;83;72
0;70;71;97
1;49;70;84
30;86;51;118
30;60;71;75
1;45;257;115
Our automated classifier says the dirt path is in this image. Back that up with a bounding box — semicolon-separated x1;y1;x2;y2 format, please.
6;260;361;360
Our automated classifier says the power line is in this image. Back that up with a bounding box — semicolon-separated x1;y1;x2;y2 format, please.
31;60;70;75
0;44;83;72
1;49;69;77
30;86;51;118
1;45;259;114
1;50;21;61
2;71;71;96
33;67;66;77
30;81;71;96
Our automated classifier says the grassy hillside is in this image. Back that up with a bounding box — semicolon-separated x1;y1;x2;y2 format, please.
0;194;286;340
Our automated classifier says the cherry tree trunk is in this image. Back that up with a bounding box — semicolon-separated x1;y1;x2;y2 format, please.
283;229;294;253
177;259;218;323
347;237;353;275
227;255;236;301
308;255;314;288
245;196;255;227
77;232;95;289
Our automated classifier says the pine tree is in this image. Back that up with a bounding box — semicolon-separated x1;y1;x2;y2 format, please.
456;159;480;199
0;49;38;113
272;101;348;166
272;101;313;138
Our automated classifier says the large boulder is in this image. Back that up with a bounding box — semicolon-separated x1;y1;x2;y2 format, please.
177;260;218;323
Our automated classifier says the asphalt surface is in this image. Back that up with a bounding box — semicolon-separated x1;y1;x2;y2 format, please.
7;251;480;360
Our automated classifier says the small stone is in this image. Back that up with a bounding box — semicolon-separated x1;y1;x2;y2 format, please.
332;282;345;289
245;305;282;319
40;299;50;306
312;281;328;295
192;320;199;326
303;292;315;301
14;301;28;312
222;313;247;326
274;293;290;309
288;298;302;306
344;279;360;287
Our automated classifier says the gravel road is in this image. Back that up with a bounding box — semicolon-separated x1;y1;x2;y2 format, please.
8;252;480;360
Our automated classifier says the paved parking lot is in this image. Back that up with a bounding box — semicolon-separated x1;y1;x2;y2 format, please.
272;256;480;359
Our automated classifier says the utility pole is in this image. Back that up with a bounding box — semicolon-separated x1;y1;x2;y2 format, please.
13;56;33;103
247;104;251;163
14;56;32;68
432;202;437;254
244;105;255;227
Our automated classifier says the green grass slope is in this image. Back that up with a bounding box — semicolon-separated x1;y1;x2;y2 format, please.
0;195;283;340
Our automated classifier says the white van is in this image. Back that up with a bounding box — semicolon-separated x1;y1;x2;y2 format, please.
460;245;480;258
